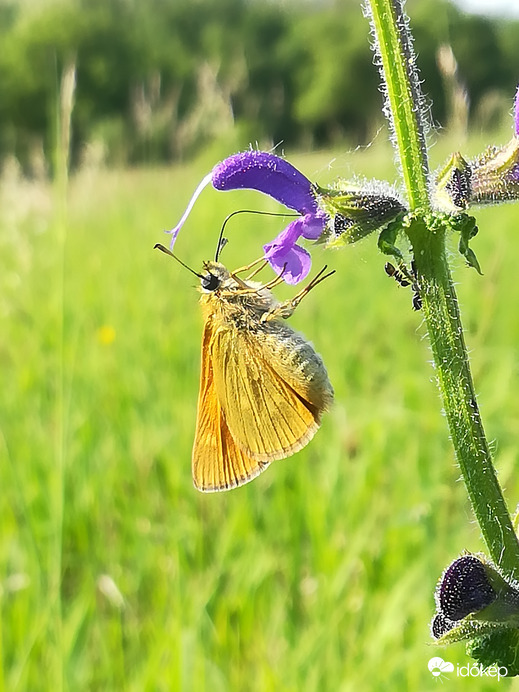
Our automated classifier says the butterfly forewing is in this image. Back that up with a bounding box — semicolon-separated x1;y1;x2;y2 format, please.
192;321;269;491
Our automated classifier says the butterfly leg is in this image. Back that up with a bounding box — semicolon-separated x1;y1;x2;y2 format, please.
231;262;288;294
262;266;335;321
233;257;268;277
244;260;269;281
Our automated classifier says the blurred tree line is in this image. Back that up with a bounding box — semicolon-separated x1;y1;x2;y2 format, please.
0;0;518;173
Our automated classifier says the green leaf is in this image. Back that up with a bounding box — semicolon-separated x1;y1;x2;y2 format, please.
377;217;404;260
467;629;519;677
453;214;483;275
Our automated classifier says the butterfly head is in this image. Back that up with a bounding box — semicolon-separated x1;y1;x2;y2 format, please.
200;261;231;293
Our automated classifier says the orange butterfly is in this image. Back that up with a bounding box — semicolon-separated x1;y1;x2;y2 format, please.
156;245;334;492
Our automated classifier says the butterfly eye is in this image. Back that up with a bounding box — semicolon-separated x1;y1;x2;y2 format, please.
201;272;220;292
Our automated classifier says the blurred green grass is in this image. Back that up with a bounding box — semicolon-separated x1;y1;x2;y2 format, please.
2;138;519;690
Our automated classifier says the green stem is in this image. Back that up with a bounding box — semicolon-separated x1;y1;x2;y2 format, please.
407;219;519;578
367;0;519;579
367;0;430;210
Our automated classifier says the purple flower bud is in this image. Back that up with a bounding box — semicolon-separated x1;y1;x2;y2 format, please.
470;139;519;204
316;184;406;246
437;555;496;621
434;152;472;211
467;84;519;202
434;86;519;210
431;553;519;648
431;612;457;639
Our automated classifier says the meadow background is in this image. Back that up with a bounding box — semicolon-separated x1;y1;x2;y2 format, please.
3;1;519;691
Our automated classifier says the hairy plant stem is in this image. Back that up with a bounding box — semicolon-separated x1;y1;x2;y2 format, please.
365;0;430;210
408;220;519;578
367;0;519;579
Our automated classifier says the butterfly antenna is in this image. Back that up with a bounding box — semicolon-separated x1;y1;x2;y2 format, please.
154;243;204;279
215;209;298;261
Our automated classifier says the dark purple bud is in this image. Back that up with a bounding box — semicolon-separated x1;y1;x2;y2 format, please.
435;86;519;210
431;612;457;639
470;139;519;205
437;555;496;621
434;152;472;211
316;183;406;246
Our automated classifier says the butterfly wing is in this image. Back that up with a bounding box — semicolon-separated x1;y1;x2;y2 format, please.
210;319;333;463
192;321;270;492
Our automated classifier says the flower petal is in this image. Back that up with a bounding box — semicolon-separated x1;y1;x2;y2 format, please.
263;238;312;285
515;84;519;137
263;218;306;258
212;151;318;214
300;211;327;240
270;245;312;285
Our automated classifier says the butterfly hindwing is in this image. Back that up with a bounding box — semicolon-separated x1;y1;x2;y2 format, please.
210;320;331;462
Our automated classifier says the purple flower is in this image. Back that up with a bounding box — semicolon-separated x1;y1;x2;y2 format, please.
167;150;327;284
262;213;324;284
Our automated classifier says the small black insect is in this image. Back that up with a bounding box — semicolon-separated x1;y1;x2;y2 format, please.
384;260;422;311
384;261;411;287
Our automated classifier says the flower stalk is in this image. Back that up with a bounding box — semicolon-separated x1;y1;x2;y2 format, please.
367;0;519;579
406;217;519;578
364;0;430;210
